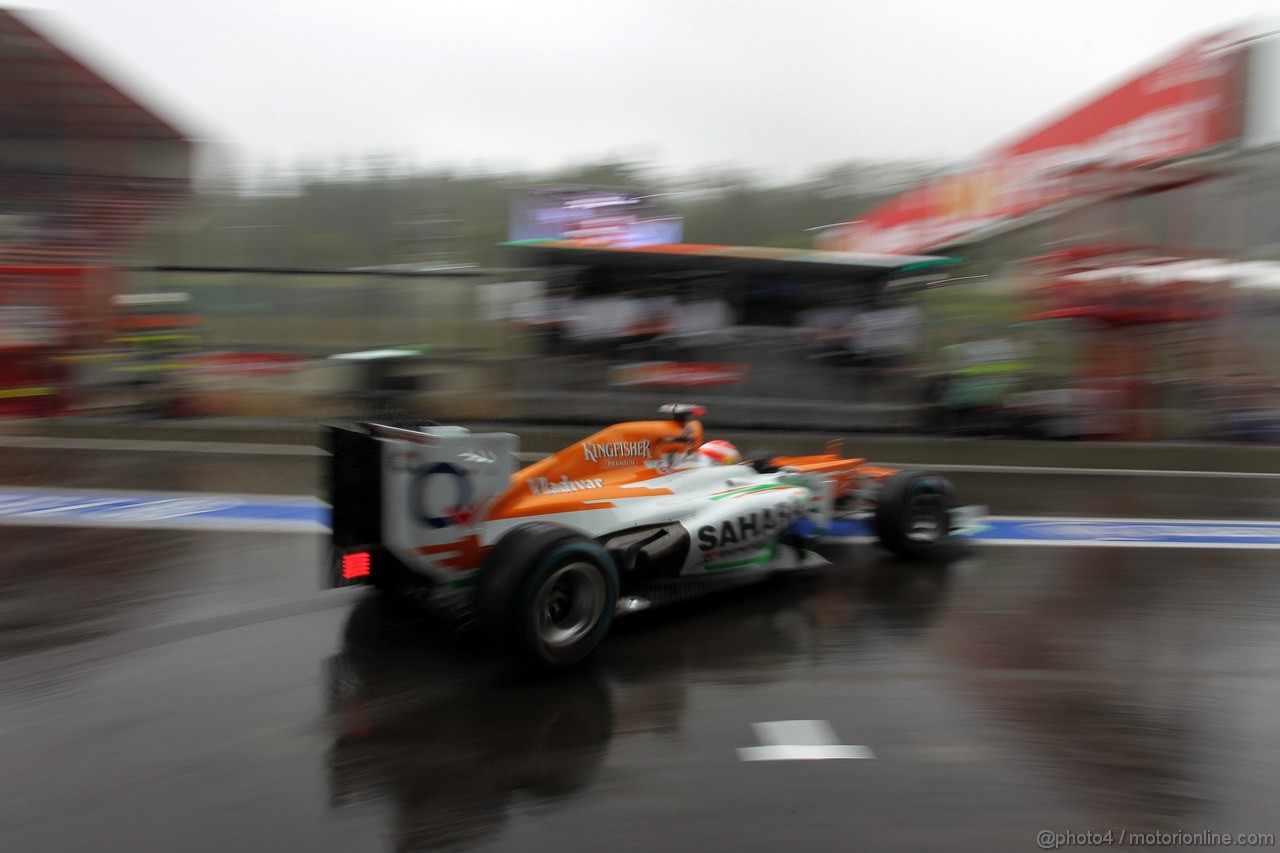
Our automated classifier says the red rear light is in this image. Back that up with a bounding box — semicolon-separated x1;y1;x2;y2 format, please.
342;552;371;580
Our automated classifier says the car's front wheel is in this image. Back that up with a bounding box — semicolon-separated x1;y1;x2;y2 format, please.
479;523;620;671
873;471;957;559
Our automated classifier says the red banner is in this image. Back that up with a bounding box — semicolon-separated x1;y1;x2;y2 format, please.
609;361;750;388
820;29;1246;255
191;353;305;375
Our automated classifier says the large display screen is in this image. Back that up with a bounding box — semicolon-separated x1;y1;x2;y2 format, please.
509;186;683;247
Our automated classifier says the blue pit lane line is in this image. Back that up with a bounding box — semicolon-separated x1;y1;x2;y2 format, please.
2;487;1280;548
0;488;328;533
825;517;1280;549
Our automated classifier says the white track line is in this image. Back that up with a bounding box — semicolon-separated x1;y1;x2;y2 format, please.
826;535;1280;550
739;720;874;762
973;539;1280;550
992;513;1280;525
1;515;326;534
738;745;875;760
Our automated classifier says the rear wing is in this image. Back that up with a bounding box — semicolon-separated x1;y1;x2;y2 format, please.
327;424;385;553
326;422;519;586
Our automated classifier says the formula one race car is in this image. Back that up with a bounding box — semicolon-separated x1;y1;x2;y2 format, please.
327;404;976;670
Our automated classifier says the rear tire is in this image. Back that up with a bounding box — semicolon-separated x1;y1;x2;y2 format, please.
874;471;956;559
478;523;619;671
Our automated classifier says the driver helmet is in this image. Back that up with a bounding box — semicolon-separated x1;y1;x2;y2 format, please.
698;439;741;466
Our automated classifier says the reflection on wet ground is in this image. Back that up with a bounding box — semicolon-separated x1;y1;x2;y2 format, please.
326;601;614;851
320;560;979;851
1;453;1279;850
320;544;1280;849
940;547;1280;833
0;526;320;659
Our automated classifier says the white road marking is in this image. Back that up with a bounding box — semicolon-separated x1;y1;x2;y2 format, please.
969;539;1280;550
5;515;327;534
823;536;1280;550
825;534;1280;550
988;513;1280;524
738;720;875;762
831;513;1280;550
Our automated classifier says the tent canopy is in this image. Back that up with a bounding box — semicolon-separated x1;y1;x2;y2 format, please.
502;240;958;282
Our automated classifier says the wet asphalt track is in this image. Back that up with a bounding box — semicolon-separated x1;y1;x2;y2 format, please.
2;444;1280;852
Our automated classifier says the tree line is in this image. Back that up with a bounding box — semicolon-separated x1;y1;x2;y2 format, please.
145;157;946;270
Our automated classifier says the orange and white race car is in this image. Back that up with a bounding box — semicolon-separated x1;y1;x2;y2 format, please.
327;404;975;669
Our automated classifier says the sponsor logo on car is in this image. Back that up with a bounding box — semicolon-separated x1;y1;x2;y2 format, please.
528;475;604;496
697;502;799;553
583;439;651;466
410;462;482;528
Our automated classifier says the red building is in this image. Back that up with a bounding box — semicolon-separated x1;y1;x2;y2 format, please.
0;9;192;416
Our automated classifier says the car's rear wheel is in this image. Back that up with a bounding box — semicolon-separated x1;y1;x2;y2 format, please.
874;471;956;559
479;523;619;671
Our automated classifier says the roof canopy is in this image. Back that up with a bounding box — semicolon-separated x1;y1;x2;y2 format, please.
0;9;188;143
502;240;957;281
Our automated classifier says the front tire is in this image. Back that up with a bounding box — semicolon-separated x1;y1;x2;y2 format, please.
874;471;956;559
479;523;620;671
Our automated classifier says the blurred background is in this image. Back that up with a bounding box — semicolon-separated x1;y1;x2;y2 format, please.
1;1;1279;442
7;6;1280;853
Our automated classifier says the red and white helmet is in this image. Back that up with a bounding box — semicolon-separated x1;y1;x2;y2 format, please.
698;440;741;466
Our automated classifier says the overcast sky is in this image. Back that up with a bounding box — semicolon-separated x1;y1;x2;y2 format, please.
20;0;1280;179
